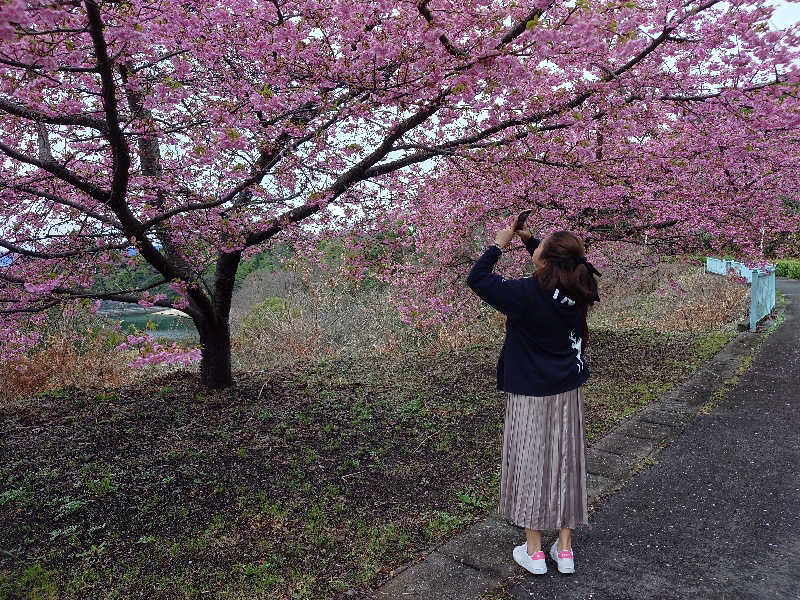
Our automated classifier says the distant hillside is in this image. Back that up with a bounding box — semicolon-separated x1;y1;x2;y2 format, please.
91;243;293;303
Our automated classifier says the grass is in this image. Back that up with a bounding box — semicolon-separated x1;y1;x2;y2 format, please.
631;456;659;473
580;328;735;441
697;375;738;416
0;325;744;600
0;249;765;598
766;311;786;335
0;563;59;600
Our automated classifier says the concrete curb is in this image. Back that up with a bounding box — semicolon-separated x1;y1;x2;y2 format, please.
369;315;779;600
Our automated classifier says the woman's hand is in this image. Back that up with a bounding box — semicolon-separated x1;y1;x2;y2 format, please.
516;227;532;242
494;226;515;249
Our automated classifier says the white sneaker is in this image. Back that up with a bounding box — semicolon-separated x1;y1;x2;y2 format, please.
549;541;575;574
513;543;547;575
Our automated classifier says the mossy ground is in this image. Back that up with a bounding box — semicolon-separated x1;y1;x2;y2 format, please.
0;326;737;600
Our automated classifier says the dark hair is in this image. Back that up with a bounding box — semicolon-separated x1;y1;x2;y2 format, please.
534;231;600;307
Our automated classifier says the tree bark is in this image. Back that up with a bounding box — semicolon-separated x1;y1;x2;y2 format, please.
196;318;233;389
191;250;241;389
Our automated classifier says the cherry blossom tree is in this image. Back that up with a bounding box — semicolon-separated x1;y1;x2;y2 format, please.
381;78;800;324
1;0;797;388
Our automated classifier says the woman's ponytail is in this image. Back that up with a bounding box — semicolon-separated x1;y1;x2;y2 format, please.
534;231;601;307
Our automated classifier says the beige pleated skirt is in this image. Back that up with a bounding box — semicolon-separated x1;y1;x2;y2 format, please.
497;387;588;531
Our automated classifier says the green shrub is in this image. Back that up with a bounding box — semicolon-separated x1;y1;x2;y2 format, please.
788;262;800;280
776;259;800;279
0;562;58;600
241;297;286;329
258;296;287;314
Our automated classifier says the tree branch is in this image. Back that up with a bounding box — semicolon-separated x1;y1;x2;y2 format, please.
83;0;205;313
84;0;130;206
366;1;730;179
0;237;127;259
0;96;108;132
0;55;98;74
0;300;61;315
0;271;199;319
417;1;468;57
497;4;552;48
0;140;111;202
11;185;121;227
243;92;448;248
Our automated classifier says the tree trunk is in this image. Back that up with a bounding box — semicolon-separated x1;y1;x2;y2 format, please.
196;319;233;389
194;250;241;390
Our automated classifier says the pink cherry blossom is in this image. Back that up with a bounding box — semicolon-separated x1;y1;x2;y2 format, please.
0;1;797;388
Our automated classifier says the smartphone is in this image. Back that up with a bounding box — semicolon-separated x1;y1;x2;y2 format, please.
513;209;533;231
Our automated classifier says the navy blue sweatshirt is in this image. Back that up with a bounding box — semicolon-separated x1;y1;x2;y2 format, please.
466;240;590;396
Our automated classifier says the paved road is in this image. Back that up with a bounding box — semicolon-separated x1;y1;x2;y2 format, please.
506;279;800;600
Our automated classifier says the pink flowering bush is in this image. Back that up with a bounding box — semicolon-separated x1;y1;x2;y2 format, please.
115;333;202;368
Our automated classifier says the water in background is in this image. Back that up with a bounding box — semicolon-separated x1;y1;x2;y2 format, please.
97;302;198;342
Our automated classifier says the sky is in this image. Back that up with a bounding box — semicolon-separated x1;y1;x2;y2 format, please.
770;0;800;28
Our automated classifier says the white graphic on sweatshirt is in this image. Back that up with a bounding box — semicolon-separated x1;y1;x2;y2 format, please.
569;330;584;372
553;288;576;306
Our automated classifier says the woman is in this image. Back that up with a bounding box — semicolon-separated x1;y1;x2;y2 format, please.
466;220;601;575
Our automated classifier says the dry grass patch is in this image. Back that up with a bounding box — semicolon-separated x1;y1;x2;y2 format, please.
590;254;749;332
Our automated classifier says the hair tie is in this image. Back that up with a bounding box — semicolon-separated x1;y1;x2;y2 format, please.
575;256;602;277
552;256;602;277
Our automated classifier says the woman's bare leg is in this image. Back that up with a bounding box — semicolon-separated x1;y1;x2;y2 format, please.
558;527;573;551
525;528;542;554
